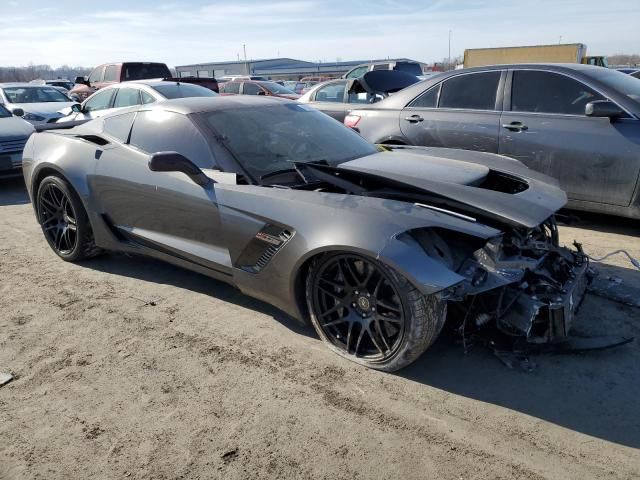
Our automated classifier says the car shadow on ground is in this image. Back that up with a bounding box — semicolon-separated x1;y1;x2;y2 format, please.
402;263;640;450
83;251;640;450
82;252;316;339
0;176;30;206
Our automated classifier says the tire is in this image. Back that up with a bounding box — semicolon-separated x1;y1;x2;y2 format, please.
306;252;446;372
36;175;102;262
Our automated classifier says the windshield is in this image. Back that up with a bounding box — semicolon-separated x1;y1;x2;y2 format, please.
124;63;171;81
589;68;640;103
1;86;71;103
198;103;377;180
0;104;11;117
260;82;297;95
152;83;218;99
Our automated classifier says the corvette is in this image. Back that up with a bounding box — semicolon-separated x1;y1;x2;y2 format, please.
23;96;593;371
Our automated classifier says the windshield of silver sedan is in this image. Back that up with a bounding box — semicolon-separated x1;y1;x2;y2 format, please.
1;86;71;103
198;103;377;181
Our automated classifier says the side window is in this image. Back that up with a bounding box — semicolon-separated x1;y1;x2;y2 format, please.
345;66;369;79
632;71;640;79
141;91;155;104
129;111;215;168
242;83;261;95
103;112;136;143
372;64;389;71
409;85;440;108
347;91;370;104
314;82;346;103
439;71;501;110
113;88;142;108
511;71;605;115
84;89;114;112
88;66;104;84
223;82;240;94
103;65;118;82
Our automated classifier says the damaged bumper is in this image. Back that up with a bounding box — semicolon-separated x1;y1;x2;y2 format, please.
449;223;596;345
498;254;590;342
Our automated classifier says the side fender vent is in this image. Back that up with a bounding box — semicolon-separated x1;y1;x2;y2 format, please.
76;135;109;146
237;226;294;273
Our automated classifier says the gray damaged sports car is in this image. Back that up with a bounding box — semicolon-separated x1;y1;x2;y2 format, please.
23;96;596;371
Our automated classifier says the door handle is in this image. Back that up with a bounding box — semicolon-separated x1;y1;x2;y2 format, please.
502;121;528;132
404;114;424;123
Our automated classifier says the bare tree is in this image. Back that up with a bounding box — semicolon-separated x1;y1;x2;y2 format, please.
0;64;91;83
606;54;640;66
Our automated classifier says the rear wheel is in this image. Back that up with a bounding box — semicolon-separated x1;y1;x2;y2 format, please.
306;253;446;372
36;175;102;261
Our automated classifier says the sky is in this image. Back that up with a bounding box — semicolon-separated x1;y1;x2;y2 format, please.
1;0;639;68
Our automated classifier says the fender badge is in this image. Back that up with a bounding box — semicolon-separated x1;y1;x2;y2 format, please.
255;232;283;246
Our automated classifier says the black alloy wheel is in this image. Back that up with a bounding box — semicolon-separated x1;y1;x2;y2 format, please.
36;175;102;261
310;254;406;362
38;181;78;255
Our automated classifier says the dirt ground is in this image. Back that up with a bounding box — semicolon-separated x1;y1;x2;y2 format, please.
1;176;639;480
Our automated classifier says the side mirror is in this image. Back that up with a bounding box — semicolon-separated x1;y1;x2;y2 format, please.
148;151;212;187
257;90;266;96
71;103;82;113
12;108;24;117
585;100;626;119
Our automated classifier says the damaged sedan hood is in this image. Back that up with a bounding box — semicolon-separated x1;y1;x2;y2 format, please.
335;147;567;228
347;70;421;97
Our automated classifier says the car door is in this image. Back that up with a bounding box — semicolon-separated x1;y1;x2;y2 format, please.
309;81;349;121
499;69;640;206
93;110;231;274
400;70;504;152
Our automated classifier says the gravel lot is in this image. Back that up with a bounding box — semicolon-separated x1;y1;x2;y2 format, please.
1;176;639;480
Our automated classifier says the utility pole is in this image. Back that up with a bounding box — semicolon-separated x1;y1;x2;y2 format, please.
243;44;248;74
559;35;563;44
448;29;452;70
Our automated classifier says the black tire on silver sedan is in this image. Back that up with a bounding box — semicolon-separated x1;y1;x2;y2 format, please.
36;175;101;262
306;252;447;372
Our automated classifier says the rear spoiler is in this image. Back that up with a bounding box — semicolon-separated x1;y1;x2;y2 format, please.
35;120;91;132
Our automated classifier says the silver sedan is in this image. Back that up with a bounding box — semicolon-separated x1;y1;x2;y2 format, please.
0;83;76;125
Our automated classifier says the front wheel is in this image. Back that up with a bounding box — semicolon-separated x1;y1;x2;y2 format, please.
36;175;102;262
306;253;446;372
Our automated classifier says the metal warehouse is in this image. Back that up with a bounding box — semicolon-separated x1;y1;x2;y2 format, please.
175;57;427;80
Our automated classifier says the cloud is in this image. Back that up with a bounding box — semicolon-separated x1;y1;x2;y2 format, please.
0;0;638;67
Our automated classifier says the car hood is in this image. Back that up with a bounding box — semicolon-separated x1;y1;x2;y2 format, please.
10;102;76;117
333;147;567;228
0;115;35;141
347;70;421;97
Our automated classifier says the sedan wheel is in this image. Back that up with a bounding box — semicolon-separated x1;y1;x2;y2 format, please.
307;253;446;371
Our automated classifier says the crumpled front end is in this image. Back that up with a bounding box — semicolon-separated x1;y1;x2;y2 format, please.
425;218;594;344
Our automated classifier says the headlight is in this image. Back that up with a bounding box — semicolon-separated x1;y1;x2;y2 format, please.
22;112;45;121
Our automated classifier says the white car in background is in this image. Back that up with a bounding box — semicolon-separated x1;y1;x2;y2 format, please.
0;103;35;178
0;83;76;125
57;79;217;122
